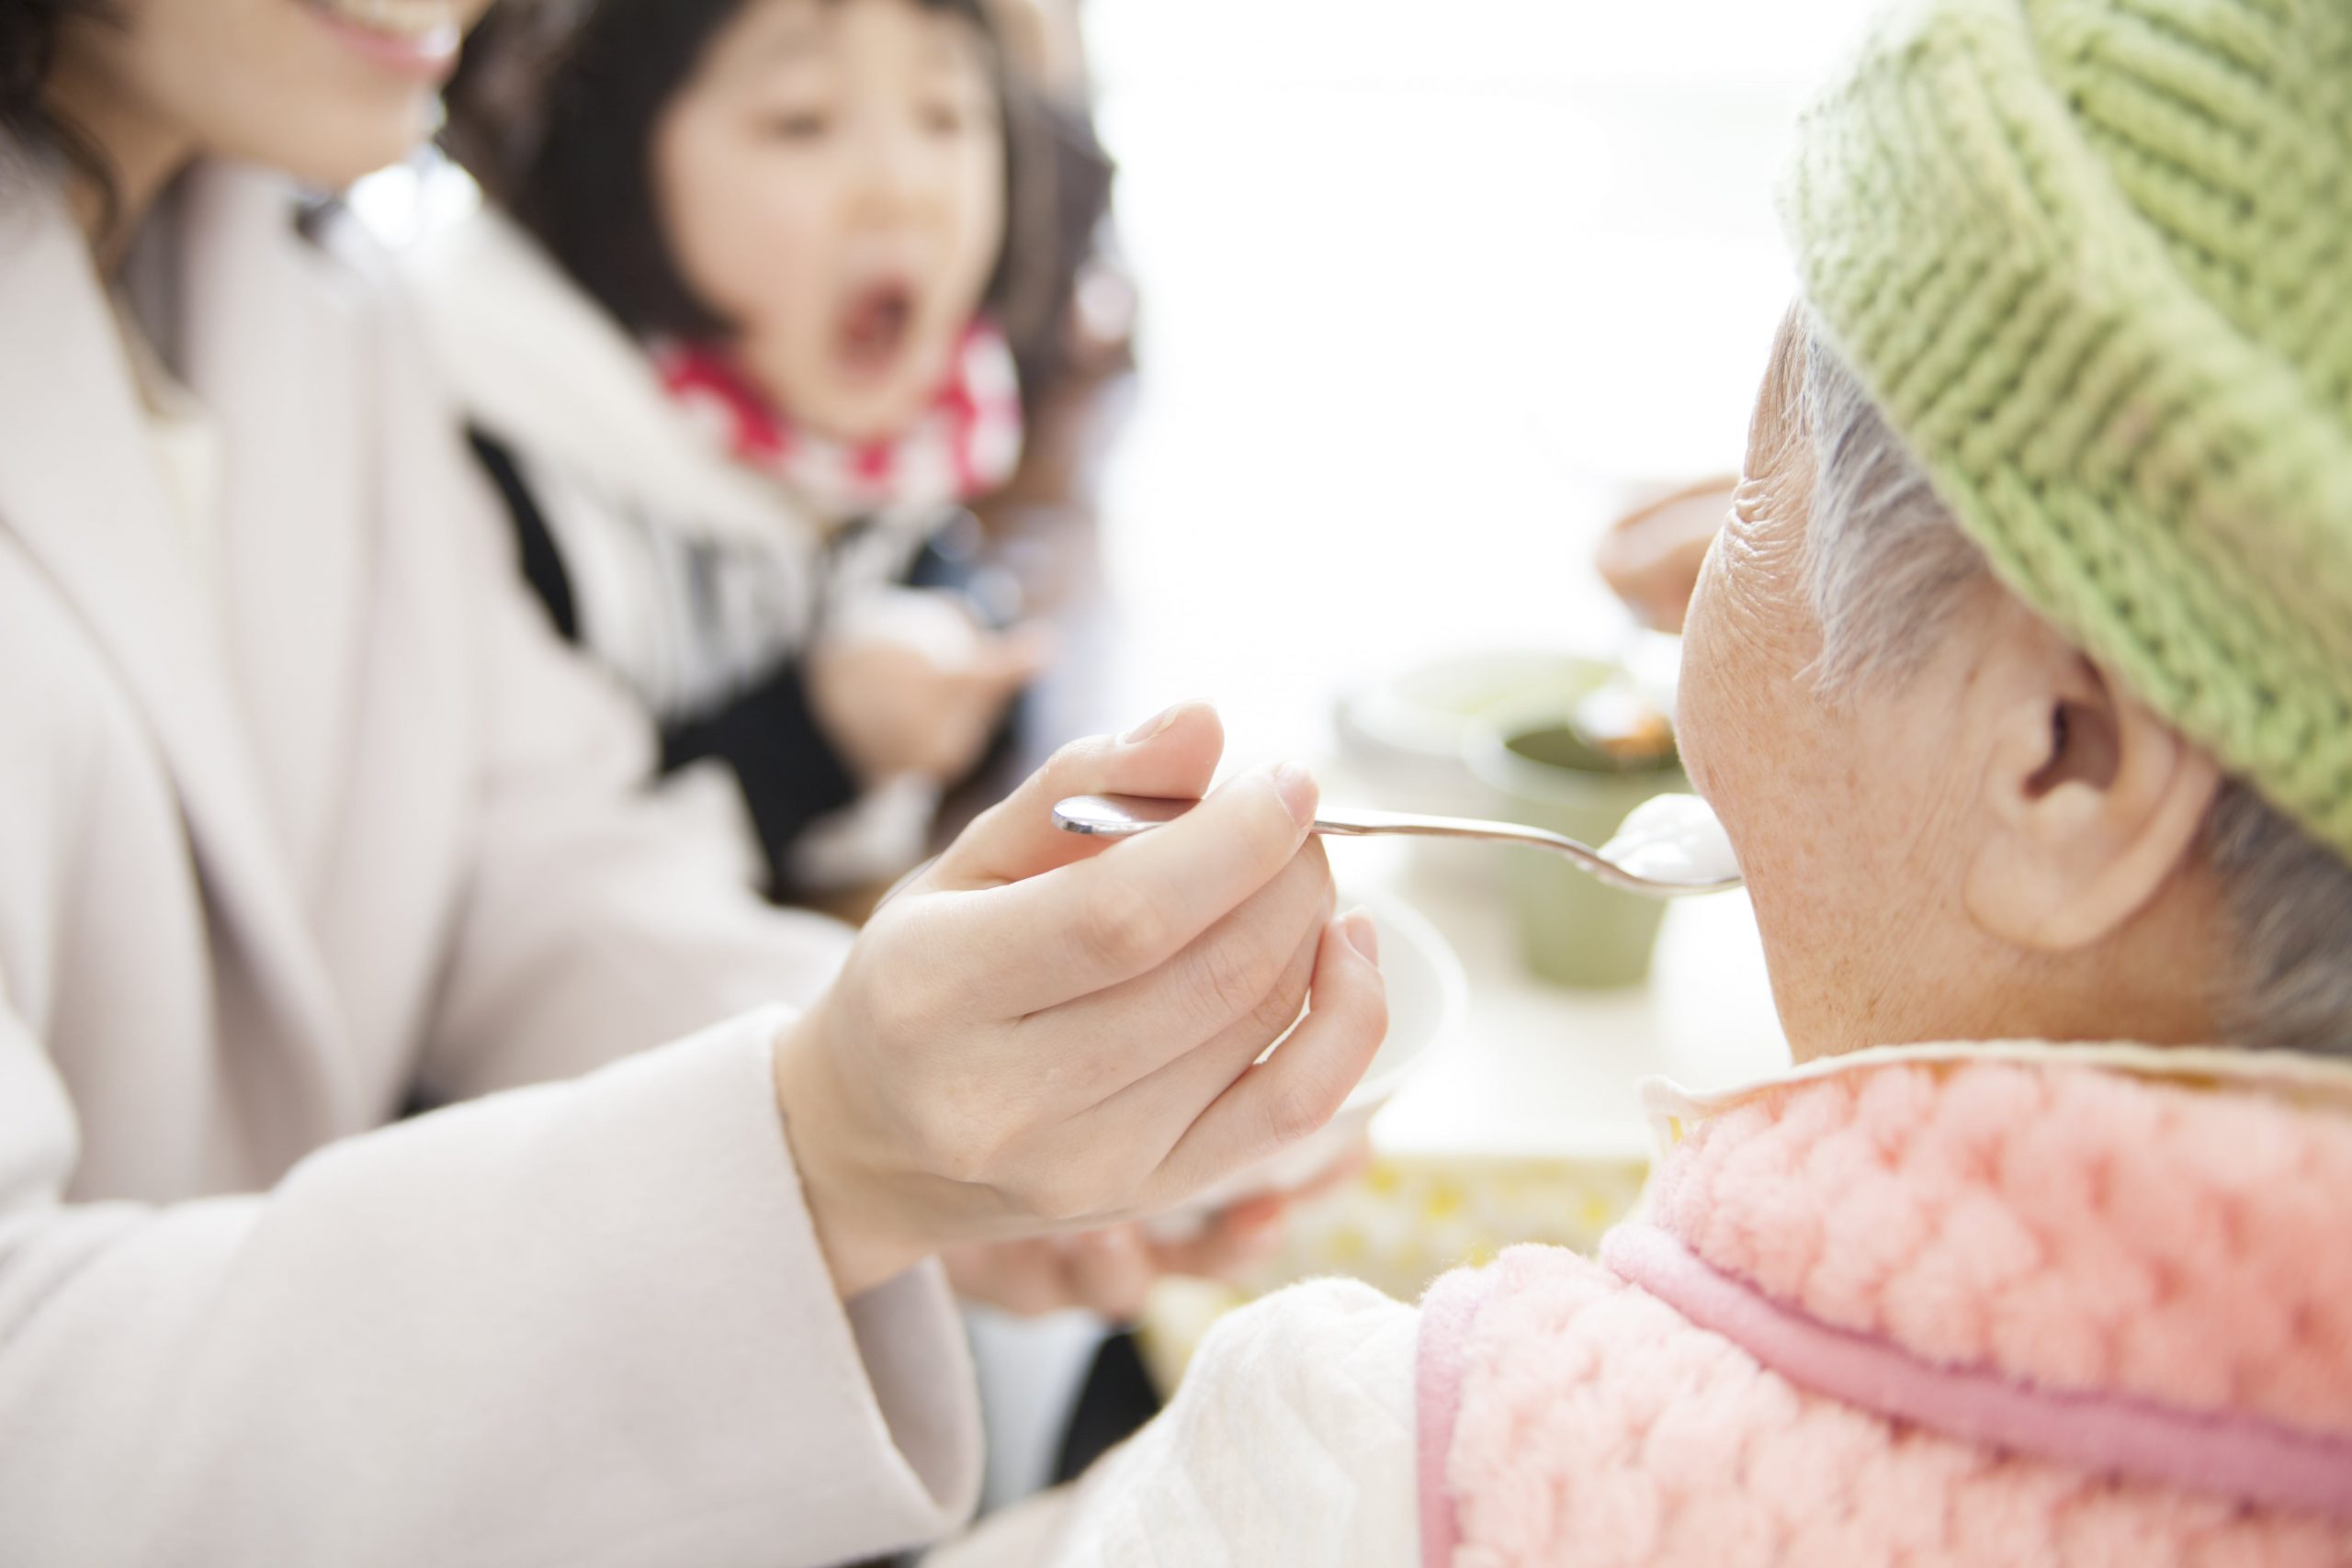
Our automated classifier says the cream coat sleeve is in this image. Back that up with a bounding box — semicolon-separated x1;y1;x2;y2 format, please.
0;998;979;1566
928;1280;1422;1568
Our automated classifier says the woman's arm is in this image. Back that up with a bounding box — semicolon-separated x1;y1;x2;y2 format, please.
0;990;981;1567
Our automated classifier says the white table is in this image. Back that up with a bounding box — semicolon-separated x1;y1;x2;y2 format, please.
1366;840;1790;1166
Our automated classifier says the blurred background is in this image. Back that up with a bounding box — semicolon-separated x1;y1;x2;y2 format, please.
1028;0;1879;763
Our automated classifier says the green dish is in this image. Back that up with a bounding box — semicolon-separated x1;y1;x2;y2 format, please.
1469;716;1686;989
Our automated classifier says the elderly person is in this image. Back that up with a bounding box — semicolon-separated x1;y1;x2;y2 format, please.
936;0;2352;1561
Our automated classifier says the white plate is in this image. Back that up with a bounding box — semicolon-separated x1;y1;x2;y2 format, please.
1148;890;1467;1234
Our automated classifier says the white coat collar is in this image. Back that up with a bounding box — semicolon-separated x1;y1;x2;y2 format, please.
0;160;360;1127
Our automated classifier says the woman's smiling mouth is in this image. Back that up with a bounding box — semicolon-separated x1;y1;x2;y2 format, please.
300;0;463;80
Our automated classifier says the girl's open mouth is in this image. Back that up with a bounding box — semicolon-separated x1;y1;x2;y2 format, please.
836;279;918;379
301;0;462;81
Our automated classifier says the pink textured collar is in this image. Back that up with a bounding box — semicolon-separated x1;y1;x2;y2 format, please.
1414;1050;2352;1568
1644;1051;2352;1452
1601;1222;2352;1521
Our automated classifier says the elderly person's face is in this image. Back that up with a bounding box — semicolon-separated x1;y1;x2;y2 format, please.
1675;320;2232;1060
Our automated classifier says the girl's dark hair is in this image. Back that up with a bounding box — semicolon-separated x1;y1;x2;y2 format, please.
445;0;1058;349
1;0;119;227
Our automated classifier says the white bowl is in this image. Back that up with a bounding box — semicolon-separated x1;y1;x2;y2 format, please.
1149;891;1467;1233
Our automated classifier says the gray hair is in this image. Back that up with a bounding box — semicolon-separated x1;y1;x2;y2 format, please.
1789;314;2352;1055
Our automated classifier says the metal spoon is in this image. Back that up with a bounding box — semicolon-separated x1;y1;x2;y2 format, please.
1052;791;1741;897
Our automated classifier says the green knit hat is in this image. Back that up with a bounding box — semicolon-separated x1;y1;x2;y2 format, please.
1780;0;2352;860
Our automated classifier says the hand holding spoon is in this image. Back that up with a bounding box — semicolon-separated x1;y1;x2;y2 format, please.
1053;791;1740;897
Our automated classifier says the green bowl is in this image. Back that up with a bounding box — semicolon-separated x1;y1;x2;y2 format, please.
1467;711;1685;989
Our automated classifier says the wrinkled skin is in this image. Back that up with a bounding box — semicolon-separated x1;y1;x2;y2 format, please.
1675;318;2226;1060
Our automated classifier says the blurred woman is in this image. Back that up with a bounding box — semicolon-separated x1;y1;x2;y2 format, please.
0;3;1385;1562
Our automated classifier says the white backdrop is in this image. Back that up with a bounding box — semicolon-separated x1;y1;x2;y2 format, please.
1073;0;1879;765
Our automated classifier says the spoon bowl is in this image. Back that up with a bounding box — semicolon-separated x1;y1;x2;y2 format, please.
1052;791;1740;897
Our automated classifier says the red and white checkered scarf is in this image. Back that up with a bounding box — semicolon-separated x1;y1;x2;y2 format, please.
655;321;1023;514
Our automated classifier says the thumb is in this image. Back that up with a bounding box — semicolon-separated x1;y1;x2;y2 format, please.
930;701;1227;886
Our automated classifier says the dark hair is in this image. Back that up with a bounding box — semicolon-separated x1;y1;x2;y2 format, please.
445;0;1057;348
1;0;119;229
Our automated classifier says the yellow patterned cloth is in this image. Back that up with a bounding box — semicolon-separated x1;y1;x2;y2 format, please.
1137;1153;1650;1393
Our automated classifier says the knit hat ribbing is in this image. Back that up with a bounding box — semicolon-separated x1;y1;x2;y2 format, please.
1781;0;2352;860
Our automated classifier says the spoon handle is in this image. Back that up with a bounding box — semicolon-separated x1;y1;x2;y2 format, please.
1311;804;1608;862
1052;793;1645;889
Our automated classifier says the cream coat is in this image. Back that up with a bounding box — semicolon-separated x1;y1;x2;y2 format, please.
0;161;980;1566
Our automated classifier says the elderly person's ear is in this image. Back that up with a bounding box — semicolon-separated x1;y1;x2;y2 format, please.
1963;603;2221;953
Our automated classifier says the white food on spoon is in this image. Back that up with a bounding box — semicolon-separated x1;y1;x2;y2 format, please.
1600;793;1740;887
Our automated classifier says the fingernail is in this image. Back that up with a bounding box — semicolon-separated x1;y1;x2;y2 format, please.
1343;909;1380;963
1120;705;1182;745
1271;762;1317;829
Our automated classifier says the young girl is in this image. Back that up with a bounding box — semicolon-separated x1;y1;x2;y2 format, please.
424;0;1056;893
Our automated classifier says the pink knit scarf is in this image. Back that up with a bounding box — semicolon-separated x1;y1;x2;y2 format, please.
1418;1052;2352;1566
654;320;1023;513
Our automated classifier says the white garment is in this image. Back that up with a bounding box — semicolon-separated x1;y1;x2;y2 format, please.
929;1280;1421;1568
0;159;980;1564
110;291;226;601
